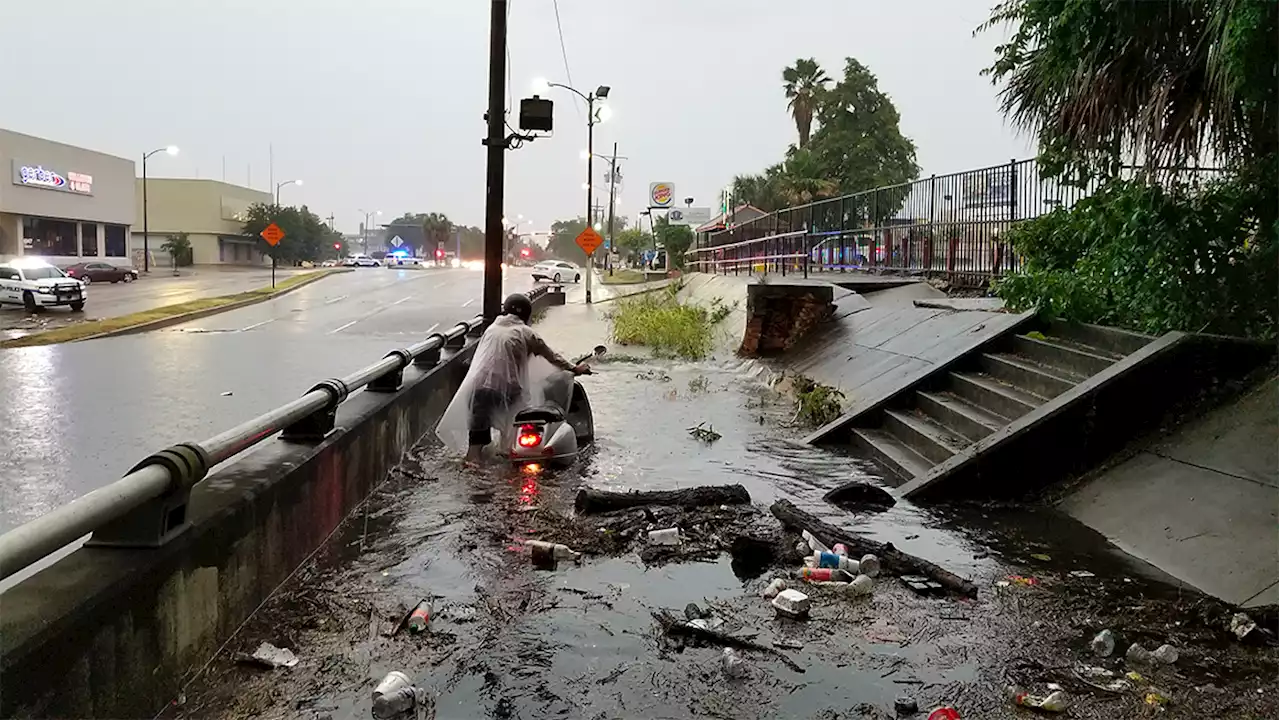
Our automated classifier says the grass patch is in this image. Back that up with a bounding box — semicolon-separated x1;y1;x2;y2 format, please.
601;269;649;285
606;285;734;360
1;270;343;348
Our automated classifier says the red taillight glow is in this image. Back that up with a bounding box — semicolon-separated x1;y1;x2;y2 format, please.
517;423;541;448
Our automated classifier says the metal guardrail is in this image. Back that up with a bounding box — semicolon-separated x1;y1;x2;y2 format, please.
688;159;1224;286
0;284;557;583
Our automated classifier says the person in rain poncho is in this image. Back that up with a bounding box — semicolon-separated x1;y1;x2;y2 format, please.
437;293;589;463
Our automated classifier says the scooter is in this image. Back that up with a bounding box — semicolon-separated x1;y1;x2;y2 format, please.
509;345;607;468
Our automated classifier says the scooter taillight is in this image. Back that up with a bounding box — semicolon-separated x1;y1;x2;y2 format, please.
516;423;542;448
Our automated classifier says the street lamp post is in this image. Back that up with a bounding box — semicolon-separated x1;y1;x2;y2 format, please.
535;79;610;304
274;179;302;206
141;145;179;273
358;209;381;253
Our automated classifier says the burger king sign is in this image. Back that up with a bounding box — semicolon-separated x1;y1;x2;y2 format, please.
648;182;674;208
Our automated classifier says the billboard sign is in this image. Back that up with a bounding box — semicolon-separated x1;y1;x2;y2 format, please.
12;161;93;195
648;182;674;208
667;207;712;226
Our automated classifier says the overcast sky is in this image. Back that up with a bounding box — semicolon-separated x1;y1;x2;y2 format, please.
0;0;1031;234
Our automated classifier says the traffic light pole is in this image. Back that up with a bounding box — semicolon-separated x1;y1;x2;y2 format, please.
481;0;508;322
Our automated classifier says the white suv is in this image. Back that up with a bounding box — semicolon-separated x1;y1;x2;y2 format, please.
531;260;581;283
0;260;86;313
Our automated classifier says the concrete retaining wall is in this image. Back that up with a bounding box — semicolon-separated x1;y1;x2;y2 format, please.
0;346;475;718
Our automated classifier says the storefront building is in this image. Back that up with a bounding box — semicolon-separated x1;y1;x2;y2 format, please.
0;129;137;267
130;179;271;266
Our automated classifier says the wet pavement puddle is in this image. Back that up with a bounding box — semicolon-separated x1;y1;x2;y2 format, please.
167;358;1278;720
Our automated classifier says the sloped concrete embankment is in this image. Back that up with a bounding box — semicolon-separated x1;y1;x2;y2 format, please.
0;345;477;718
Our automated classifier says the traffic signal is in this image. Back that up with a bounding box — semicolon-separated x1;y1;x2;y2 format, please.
333;243;341;250
520;247;530;257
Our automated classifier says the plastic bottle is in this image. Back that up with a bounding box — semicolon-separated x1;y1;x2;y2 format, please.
407;600;432;633
802;530;830;554
372;671;421;719
524;540;581;569
845;574;874;596
1091;629;1116;657
1152;644;1179;665
858;554;881;578
799;567;854;583
832;543;849;556
814;551;861;573
1008;685;1068;712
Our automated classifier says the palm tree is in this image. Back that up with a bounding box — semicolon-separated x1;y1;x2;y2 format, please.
777;149;839;205
783;58;830;148
731;165;788;212
421;212;453;256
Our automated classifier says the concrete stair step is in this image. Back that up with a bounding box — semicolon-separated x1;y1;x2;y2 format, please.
849;427;934;485
1009;335;1118;377
1042;319;1153;357
977;352;1079;399
947;371;1043;421
916;390;1006;442
883;409;968;464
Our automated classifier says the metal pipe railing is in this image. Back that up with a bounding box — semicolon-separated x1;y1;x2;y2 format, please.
0;306;500;583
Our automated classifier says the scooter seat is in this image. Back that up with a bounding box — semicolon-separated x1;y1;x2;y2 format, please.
514;405;564;422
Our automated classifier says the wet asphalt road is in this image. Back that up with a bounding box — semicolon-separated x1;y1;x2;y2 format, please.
0;266;547;535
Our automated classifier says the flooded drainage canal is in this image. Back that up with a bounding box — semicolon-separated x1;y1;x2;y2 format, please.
168;358;1277;720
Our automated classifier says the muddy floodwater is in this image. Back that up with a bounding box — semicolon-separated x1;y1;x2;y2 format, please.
168;357;1277;720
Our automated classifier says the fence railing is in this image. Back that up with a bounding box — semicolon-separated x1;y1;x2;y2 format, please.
688;158;1223;285
0;284;558;583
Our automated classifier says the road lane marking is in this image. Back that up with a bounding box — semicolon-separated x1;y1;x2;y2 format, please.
461;298;475;307
239;319;276;332
329;320;359;334
324;294;349;305
327;295;415;334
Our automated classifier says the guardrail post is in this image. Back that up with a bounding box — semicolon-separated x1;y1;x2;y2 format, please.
368;349;412;392
282;379;349;442
446;330;467;348
415;333;445;368
84;443;210;548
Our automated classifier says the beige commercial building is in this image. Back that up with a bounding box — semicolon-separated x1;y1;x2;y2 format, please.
131;179;271;266
0;128;137;267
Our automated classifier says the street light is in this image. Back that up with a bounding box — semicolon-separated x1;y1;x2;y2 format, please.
141;145;179;273
275;178;302;206
533;77;612;303
358;208;382;253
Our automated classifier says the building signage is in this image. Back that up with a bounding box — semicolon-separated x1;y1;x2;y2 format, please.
668;207;711;226
648;182;674;208
11;161;93;195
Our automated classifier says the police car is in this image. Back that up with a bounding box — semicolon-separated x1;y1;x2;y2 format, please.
0;259;87;313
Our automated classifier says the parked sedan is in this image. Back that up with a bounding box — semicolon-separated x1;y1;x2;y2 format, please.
63;262;137;285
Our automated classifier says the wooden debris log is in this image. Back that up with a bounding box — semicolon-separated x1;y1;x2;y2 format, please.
769;499;979;598
651;610;804;673
575;484;751;515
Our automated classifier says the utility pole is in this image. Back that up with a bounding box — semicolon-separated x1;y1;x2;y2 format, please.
606;141;618;277
481;0;508;321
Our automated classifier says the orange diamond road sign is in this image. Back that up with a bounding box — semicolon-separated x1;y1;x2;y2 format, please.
575;227;604;256
260;222;285;247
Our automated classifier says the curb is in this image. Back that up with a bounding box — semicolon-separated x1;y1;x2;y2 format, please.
4;269;350;348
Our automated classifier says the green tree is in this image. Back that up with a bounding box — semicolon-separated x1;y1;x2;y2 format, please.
783;58;831;148
241;203;337;264
613;227;652;259
980;0;1277;182
732;165;788;212
777;148;840;205
806;58;919;206
160;232;193;267
654;217;694;269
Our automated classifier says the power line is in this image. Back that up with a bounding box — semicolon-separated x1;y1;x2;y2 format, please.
551;0;583;117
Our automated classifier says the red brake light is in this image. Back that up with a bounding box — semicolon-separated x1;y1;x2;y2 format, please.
517;423;542;448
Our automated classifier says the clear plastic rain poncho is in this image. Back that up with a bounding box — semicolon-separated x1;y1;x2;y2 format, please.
435;314;576;454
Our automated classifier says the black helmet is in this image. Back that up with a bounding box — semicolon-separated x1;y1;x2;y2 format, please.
502;293;533;324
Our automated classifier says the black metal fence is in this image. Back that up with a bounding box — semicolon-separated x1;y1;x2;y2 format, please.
689;158;1222;286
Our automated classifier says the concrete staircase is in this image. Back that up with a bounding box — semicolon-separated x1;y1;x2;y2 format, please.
843;321;1153;486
